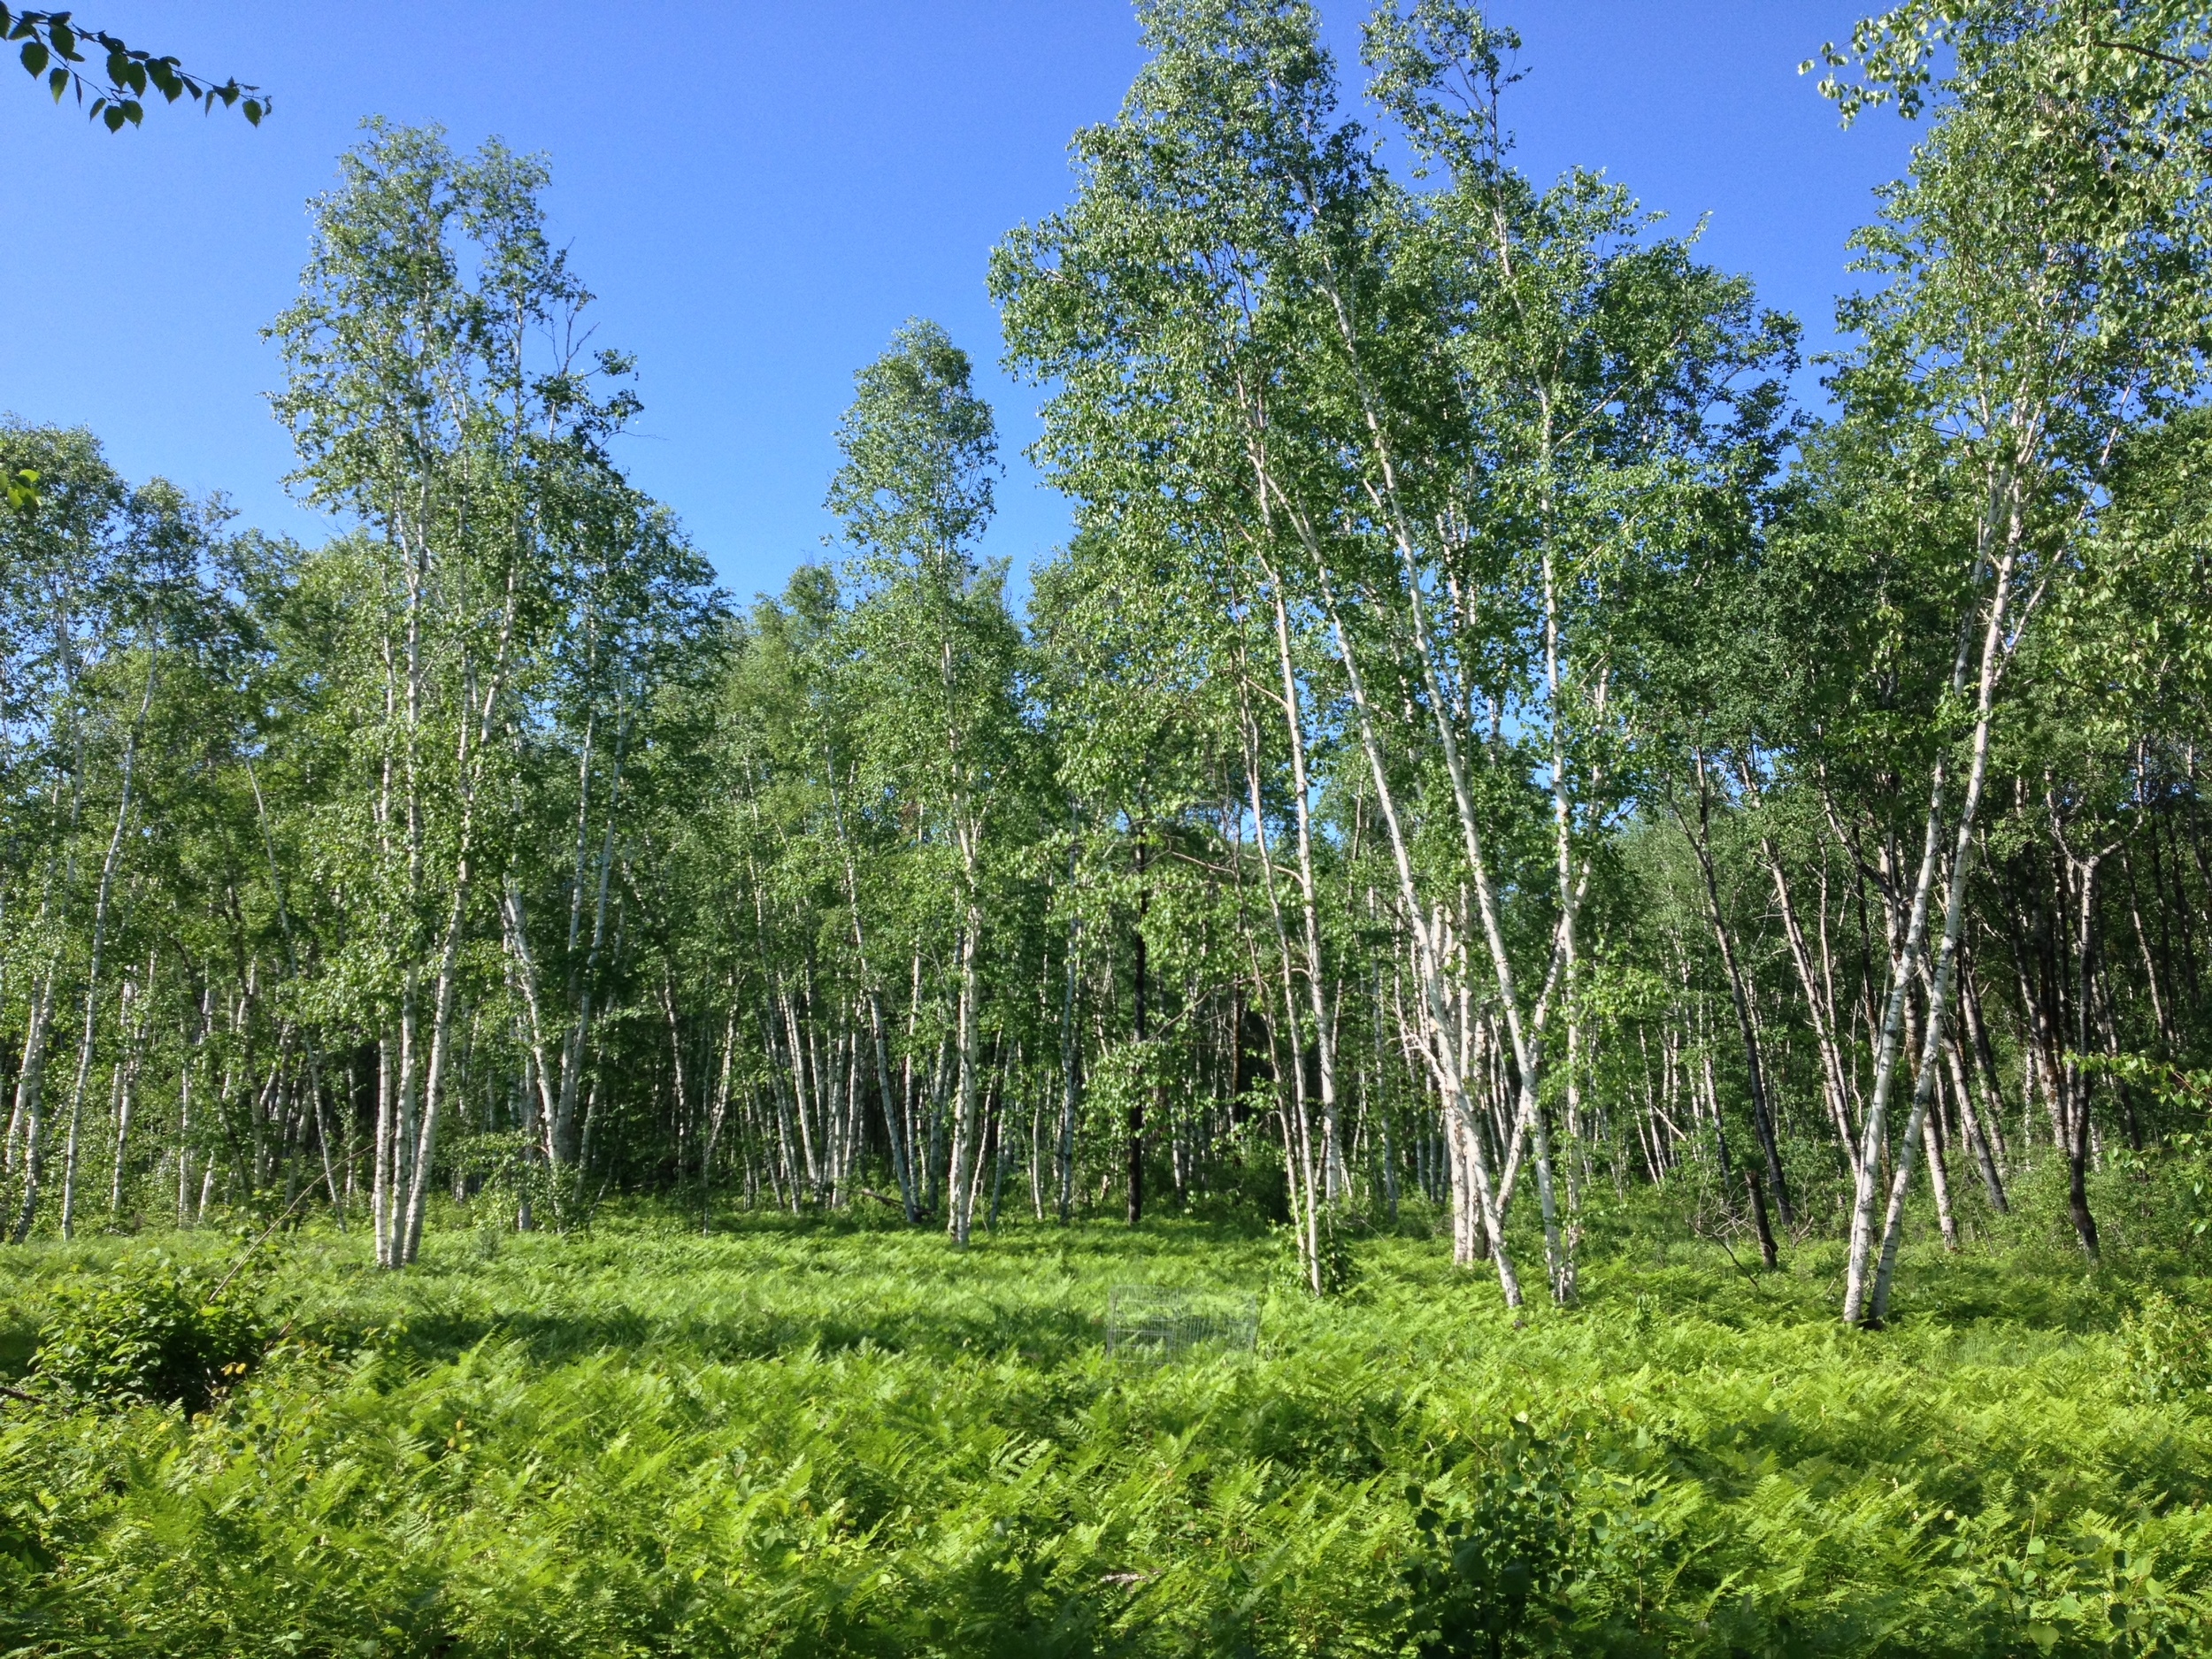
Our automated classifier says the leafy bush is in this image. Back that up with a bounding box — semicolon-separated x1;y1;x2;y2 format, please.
1270;1207;1360;1295
2120;1288;2212;1406
31;1255;268;1411
1404;1422;1577;1658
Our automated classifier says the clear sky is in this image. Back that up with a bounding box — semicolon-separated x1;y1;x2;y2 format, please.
0;2;1920;606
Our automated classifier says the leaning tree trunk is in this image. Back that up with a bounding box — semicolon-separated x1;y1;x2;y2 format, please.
1318;572;1519;1306
1944;1029;2009;1215
1239;403;1525;1303
1234;668;1322;1288
1857;543;2018;1326
1680;756;1793;1231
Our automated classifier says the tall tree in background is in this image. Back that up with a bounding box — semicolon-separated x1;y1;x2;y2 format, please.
270;121;646;1268
829;320;1027;1247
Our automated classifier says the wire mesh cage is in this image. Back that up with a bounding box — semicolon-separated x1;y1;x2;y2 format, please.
1105;1284;1260;1364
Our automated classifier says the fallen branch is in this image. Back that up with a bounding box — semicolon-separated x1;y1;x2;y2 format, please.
211;1184;318;1303
1686;1207;1770;1296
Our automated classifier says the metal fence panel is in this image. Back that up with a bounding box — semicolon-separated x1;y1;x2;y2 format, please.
1106;1284;1260;1363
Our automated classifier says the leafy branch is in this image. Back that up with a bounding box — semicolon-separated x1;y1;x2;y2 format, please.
4;6;267;129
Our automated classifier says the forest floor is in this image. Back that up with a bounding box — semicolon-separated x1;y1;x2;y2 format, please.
4;1186;2210;1656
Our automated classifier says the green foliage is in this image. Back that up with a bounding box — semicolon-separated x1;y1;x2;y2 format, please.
4;1212;2211;1655
8;37;2212;1659
1403;1420;1576;1659
28;1253;269;1412
2120;1290;2212;1407
2;5;266;126
1269;1210;1359;1297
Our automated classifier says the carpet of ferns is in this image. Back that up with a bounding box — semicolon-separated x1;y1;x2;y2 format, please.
4;1189;2211;1657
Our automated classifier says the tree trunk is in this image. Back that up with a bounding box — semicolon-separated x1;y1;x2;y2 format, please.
51;649;157;1241
1307;559;1519;1307
1749;804;1859;1179
1924;1095;1959;1252
1678;755;1793;1231
1057;901;1082;1224
6;972;58;1243
1944;1029;2008;1214
946;905;983;1245
1125;874;1148;1228
1858;541;2020;1326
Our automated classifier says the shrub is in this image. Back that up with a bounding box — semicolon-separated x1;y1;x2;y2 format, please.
1270;1208;1360;1295
1403;1423;1578;1658
2119;1287;2212;1406
31;1255;269;1412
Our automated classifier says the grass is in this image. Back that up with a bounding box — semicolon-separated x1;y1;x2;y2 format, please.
2;1191;2209;1656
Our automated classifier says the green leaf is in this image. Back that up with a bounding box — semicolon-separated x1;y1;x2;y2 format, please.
19;36;46;75
101;101;123;130
47;19;76;60
242;97;262;126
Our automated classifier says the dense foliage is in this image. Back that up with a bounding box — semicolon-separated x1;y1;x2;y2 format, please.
9;0;2209;1326
6;12;2212;1640
4;1207;2212;1655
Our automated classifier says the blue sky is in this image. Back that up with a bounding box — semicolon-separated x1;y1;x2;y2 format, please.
0;2;1919;606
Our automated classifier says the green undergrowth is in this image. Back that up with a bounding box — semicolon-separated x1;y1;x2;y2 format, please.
3;1201;2210;1656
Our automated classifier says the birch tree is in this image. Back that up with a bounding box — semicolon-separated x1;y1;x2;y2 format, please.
831;320;1027;1247
271;121;641;1267
1816;0;2212;1324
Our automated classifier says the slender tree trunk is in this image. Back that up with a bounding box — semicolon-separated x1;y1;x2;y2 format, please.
1264;585;1343;1225
1744;773;1859;1179
1057;895;1082;1224
6;972;58;1242
1944;1030;2008;1214
1237;407;1523;1301
400;879;471;1265
51;652;157;1240
1234;667;1321;1284
701;1005;735;1233
946;895;984;1245
1302;554;1519;1307
373;1032;398;1266
2060;841;2105;1257
1924;1094;1959;1252
1859;537;2022;1325
1126;863;1149;1228
108;953;153;1217
1678;755;1793;1230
